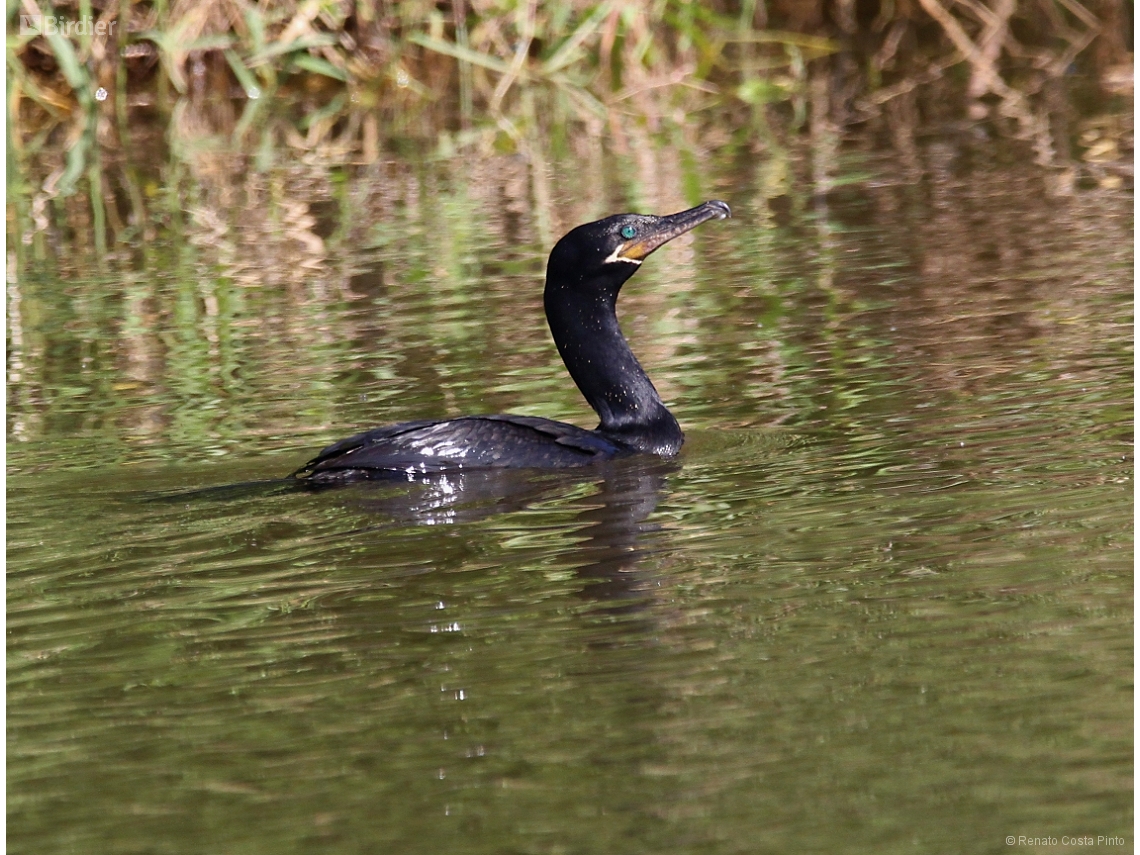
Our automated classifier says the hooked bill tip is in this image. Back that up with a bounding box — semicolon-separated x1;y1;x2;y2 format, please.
705;200;731;219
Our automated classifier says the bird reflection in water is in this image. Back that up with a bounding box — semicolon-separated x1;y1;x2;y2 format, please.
322;456;677;609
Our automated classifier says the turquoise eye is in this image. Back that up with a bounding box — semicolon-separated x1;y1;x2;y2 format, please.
620;225;637;239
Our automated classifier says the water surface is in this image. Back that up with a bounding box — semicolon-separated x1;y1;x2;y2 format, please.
8;138;1132;853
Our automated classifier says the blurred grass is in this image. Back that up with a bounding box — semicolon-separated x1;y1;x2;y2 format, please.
9;1;1128;155
8;0;833;139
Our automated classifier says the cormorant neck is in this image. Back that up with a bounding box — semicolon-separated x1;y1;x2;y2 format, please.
544;269;683;456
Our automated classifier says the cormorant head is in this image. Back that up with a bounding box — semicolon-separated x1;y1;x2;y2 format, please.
546;200;731;296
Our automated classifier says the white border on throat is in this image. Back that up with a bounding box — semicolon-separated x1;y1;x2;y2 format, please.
603;243;643;266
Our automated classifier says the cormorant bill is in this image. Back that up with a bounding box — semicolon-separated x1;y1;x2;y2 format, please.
293;200;731;482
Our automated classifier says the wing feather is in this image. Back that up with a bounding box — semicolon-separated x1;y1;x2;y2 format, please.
293;415;626;480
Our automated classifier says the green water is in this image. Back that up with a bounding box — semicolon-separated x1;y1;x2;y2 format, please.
8;140;1132;854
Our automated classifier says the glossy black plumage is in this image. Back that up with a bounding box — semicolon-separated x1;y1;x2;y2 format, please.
293;200;730;482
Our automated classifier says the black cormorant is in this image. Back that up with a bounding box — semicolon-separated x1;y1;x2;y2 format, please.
293;200;730;482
